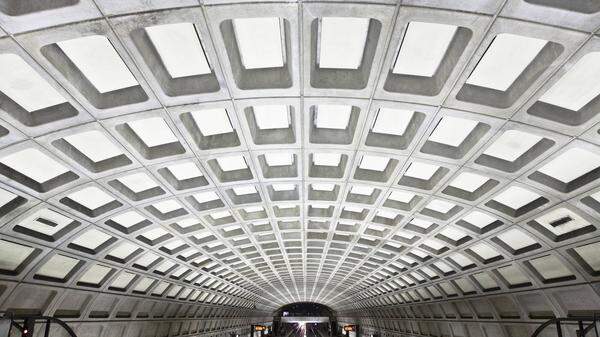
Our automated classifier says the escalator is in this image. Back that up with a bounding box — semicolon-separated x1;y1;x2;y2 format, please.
1;314;77;337
531;315;600;337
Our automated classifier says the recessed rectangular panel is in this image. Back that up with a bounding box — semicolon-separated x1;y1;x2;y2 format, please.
145;23;211;78
393;22;457;77
428;116;478;147
0;54;66;112
64;130;123;163
57;35;139;94
315;105;352;129
232;17;285;70
466;34;547;91
127;117;178;147
318;17;370;70
372;108;414;136
253;105;290;129
539;52;600;111
537;147;600;183
483;130;542;162
1;148;69;183
216;156;247;171
191;108;233;136
358;155;389;171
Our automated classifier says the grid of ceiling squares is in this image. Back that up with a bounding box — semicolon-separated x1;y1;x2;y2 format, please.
0;1;599;334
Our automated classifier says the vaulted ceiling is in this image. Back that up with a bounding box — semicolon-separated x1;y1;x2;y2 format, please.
0;1;600;336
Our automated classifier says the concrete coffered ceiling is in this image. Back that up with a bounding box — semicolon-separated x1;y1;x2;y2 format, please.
0;0;600;336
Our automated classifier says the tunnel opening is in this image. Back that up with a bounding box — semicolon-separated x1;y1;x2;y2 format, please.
272;302;338;337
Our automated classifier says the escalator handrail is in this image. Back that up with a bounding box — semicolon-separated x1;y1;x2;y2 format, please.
531;315;600;337
6;315;77;337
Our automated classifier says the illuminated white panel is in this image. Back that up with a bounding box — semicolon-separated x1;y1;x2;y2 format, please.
315;105;352;129
0;148;69;183
127;117;178;147
483;130;542;162
0;54;66;111
253;105;290;129
58;35;139;93
191;108;233;136
233;17;285;69
428;116;478;147
318;17;370;69
372;108;413;136
466;34;547;91
539;52;600;111
393;22;457;77
537;147;600;183
64;130;123;162
146;23;211;78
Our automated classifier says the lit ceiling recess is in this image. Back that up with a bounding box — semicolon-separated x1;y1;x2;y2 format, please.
0;0;599;336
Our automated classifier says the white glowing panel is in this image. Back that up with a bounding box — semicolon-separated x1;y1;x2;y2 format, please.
466;33;547;91
388;190;415;203
449;172;489;192
529;255;572;280
463;211;497;228
493;186;540;209
68;186;115;209
264;153;294;166
439;227;467;241
216;156;247;171
111;211;145;228
312;183;335;191
372;108;413;136
272;183;295;191
540;52;600;111
253;105;290;129
191;108;233;136
535;208;589;236
313;153;341;166
0;54;66;111
573;243;600;272
232;186;256;195
127;117;178;147
118;172;157;192
0;189;17;207
0;148;69;183
153;199;182;213
537;147;600;183
36;254;79;279
483;130;542;162
109;242;139;261
497;228;536;250
110;272;135;289
78;264;112;285
71;229;112;250
319;17;370;69
233;17;285;69
168;162;202;180
470;242;500;259
64;130;123;162
404;162;439;180
193;191;219;203
57;35;139;93
315;105;352;129
351;186;374;195
393;22;457;77
0;240;35;272
145;23;211;78
428;116;478;147
426;199;455;213
359;155;390;171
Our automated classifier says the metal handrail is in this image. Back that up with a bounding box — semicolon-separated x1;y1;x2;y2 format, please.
4;314;77;337
531;315;600;337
